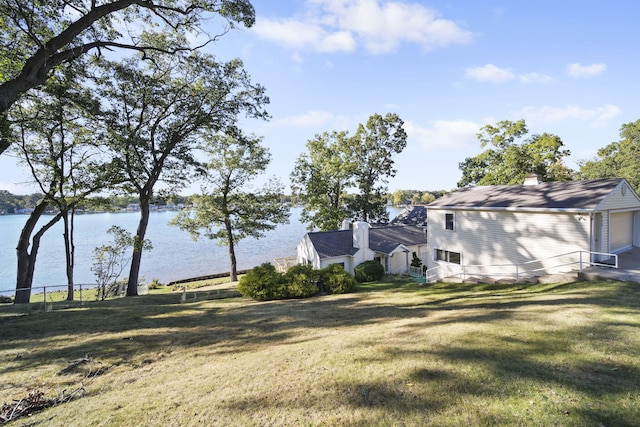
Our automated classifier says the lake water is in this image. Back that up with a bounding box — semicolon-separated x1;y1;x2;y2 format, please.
0;207;403;294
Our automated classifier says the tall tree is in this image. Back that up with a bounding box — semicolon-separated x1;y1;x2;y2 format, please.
291;113;407;231
171;133;289;281
290;131;354;231
346;113;407;223
99;51;269;296
458;119;573;187
10;66;114;303
0;0;256;155
578;119;640;193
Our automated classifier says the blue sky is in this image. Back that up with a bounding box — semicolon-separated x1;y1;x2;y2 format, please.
2;0;639;194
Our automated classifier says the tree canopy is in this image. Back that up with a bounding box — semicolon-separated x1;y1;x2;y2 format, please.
291;113;407;231
0;0;256;154
578;119;640;193
458;119;574;187
170;133;289;281
98;49;269;296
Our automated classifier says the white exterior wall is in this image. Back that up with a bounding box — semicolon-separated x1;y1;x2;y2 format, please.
597;181;640;211
296;235;321;269
320;256;355;274
596;182;640;251
427;208;591;276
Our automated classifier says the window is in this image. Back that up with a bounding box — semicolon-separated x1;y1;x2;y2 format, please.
445;213;454;230
435;249;461;264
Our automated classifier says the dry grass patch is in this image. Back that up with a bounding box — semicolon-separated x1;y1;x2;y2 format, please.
1;280;639;426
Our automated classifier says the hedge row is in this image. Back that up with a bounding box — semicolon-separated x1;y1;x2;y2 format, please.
237;263;357;301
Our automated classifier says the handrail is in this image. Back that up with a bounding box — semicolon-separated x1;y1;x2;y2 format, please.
423;250;618;283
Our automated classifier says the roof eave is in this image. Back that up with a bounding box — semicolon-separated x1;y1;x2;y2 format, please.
427;206;595;214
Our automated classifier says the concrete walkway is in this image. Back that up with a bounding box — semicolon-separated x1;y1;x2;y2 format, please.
579;247;640;283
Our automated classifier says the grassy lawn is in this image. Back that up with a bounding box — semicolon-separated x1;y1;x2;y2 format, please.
1;279;639;426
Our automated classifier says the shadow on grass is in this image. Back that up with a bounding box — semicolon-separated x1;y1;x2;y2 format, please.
1;280;639;425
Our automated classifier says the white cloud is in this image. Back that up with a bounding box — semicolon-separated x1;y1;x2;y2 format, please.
516;104;622;125
566;63;606;78
405;119;478;150
253;0;473;54
465;65;554;84
519;72;554;84
465;64;515;83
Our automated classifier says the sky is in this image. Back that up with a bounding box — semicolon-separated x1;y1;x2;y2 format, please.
1;0;640;195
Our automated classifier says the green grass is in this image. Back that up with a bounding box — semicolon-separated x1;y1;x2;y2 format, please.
1;279;639;426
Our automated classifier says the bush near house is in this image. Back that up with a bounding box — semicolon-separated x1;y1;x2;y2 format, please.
284;264;321;298
237;263;287;301
321;264;357;294
354;260;385;282
238;263;357;301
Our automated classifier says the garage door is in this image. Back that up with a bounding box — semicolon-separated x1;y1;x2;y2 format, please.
610;212;633;252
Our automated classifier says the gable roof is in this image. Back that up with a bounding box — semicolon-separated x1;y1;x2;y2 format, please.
305;225;426;259
370;226;426;254
306;230;359;259
389;205;427;226
427;179;626;212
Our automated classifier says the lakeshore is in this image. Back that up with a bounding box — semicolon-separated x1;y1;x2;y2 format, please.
0;207;405;294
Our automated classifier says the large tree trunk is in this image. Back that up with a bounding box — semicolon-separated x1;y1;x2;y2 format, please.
62;208;76;301
126;194;151;296
224;217;238;282
15;204;46;304
15;201;62;303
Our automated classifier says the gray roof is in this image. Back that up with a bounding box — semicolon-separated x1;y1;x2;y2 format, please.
370;226;426;254
389;205;427;226
427;179;625;211
306;225;426;259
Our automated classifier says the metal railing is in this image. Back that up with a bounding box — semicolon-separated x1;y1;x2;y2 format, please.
0;284;96;306
419;250;618;284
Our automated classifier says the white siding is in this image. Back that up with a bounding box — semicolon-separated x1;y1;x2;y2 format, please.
597;182;640;210
296;235;321;269
320;256;354;274
427;208;591;275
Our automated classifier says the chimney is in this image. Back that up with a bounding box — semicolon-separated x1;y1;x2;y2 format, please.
341;219;350;230
352;221;370;249
523;173;541;186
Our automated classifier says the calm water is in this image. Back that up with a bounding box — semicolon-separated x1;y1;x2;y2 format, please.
0;207;403;293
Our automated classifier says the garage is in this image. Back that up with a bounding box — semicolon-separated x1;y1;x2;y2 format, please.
610;212;634;252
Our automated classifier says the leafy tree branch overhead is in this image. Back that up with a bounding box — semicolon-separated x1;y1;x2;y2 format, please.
0;0;256;155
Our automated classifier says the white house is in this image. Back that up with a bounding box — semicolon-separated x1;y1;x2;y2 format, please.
296;221;427;275
425;178;640;280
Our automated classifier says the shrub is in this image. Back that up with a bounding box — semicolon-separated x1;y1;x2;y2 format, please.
148;278;163;290
321;264;356;294
284;264;320;298
238;263;287;301
354;260;385;282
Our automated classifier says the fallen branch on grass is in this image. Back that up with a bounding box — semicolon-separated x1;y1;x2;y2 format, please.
0;386;84;423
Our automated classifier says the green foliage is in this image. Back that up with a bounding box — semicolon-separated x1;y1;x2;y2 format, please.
291;113;407;230
283;264;321;298
578;119;640;193
91;226;151;301
237;263;287;301
290;131;354;231
354;260;385;282
321;264;357;294
346;113;407;223
410;252;422;268
458;119;574;187
170;133;289;282
238;262;358;301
